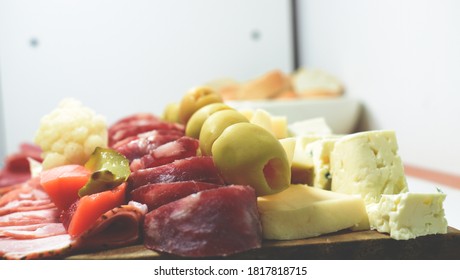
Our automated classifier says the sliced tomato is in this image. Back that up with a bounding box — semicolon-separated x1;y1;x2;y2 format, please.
40;165;91;212
67;183;126;237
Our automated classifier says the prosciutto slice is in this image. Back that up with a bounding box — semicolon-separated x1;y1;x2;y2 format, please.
0;234;73;260
143;185;262;257
0;199;55;216
0;208;60;227
129;156;225;191
0;223;67;239
130;181;222;211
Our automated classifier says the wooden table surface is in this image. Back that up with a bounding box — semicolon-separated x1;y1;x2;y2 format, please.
66;227;460;260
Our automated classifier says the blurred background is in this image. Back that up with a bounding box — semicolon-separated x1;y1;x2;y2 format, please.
1;0;459;223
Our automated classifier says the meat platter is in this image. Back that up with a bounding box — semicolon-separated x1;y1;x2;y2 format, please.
1;91;458;260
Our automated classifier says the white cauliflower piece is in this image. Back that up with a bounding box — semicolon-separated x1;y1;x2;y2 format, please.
34;98;108;170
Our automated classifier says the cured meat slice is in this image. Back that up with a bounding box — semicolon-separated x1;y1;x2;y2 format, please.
0;223;66;239
4;143;42;173
74;202;147;250
0;223;60;237
0;171;31;189
109;113;160;132
0;208;60;226
143;185;262;257
0;143;42;189
130;136;199;171
0;199;55;216
128;156;225;191
114;129;184;161
130;181;222;211
0;180;48;208
108;113;184;147
0;234;73;260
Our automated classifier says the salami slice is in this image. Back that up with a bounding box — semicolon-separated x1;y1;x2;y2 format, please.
129;136;199;171
109;114;184;147
114;129;184;161
143;185;262;257
128;156;225;191
130;181;222;211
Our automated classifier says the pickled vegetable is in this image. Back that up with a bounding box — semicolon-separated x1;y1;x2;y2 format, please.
78;147;130;197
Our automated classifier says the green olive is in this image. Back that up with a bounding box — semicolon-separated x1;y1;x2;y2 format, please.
212;122;290;196
162;102;180;123
199;110;248;156
185;103;233;139
178;86;223;125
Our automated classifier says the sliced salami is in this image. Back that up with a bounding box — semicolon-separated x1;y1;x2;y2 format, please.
109;114;184;147
128;156;225;191
143;185;262;257
129;136;199;171
114;129;184;161
130;181;222;211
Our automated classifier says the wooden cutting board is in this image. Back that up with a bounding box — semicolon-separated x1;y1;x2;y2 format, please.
66;227;460;260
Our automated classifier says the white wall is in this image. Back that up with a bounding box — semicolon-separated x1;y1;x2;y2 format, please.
0;0;293;157
298;0;460;175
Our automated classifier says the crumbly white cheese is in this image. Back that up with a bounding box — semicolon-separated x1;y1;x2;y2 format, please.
257;184;369;240
305;138;338;190
367;192;448;240
330;130;408;204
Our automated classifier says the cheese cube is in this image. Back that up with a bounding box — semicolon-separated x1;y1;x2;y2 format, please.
243;109;288;139
257;184;369;240
288;117;333;137
305;138;338;190
279;137;296;167
330;130;408;204
367;192;448;240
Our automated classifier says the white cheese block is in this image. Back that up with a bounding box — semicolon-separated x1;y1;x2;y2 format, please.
257;184;369;240
288;117;333;137
305;138;338;190
367;192;448;240
330;130;408;204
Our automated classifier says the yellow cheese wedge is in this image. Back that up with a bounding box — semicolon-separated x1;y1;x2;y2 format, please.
257;184;369;240
279;137;296;167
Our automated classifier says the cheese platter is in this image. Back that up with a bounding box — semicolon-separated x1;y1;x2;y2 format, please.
0;88;458;260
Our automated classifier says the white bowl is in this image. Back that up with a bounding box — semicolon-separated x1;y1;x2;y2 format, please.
226;97;362;135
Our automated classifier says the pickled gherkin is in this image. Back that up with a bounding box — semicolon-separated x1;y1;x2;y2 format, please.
78;147;131;197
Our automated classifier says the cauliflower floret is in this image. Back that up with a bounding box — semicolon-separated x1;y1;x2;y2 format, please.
34;98;108;170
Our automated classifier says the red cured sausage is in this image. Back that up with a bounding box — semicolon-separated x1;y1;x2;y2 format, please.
128;156;225;191
143;185;262;257
130;180;222;211
129;136;199;171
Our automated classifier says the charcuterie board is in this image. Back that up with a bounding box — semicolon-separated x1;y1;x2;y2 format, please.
66;227;460;260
